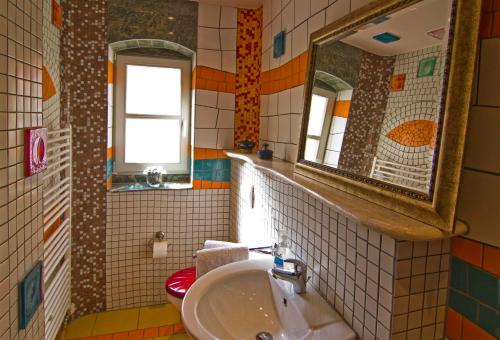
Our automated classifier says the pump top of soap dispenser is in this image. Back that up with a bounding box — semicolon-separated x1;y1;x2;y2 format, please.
258;143;273;160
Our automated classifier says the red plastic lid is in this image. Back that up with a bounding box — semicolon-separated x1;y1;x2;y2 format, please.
165;266;196;299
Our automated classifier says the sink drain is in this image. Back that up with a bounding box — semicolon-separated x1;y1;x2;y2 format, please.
255;331;273;340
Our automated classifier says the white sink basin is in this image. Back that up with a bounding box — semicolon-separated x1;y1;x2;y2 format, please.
182;256;356;340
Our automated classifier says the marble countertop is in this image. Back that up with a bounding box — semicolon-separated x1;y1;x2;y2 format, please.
225;150;466;241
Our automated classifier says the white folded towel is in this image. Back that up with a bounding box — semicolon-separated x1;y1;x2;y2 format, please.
203;240;241;249
196;246;249;278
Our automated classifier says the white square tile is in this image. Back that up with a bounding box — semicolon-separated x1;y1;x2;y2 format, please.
261;49;271;72
271;0;282;19
197;49;221;69
198;3;221;28
278;114;290;143
195;128;217;148
260;117;269;140
308;10;325;36
325;0;350;25
290;85;304;113
268;116;278;141
282;2;294;32
278;89;291;114
268;93;278;115
217;92;235;110
294;0;311;26
221;51;236;73
285;144;298;162
220;6;237;28
195;105;218;128
292;22;308;58
198;27;220;49
216;129;234;149
196;89;218;107
351;0;373;10
311;0;328;14
263;25;272;51
216;109;234;129
274;142;285;159
260;95;269;116
263;0;272;26
290;113;302;144
220;29;236;51
271;14;282;41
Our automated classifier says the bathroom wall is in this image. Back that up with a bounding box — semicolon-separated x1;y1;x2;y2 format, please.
0;0;45;338
230;160;450;339
61;0;108;316
447;0;500;338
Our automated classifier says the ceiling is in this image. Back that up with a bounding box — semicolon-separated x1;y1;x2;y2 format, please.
194;0;263;8
341;0;452;56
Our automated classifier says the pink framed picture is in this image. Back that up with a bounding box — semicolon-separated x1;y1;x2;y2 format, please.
25;128;48;177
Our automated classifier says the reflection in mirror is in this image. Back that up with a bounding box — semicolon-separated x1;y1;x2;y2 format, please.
303;0;452;194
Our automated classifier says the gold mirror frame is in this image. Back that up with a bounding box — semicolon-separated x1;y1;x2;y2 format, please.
295;0;480;233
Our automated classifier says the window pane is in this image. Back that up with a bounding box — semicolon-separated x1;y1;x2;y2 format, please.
304;138;319;162
126;65;181;116
307;94;328;136
125;118;180;164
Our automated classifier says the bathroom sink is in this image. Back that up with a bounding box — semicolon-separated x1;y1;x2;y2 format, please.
182;256;356;340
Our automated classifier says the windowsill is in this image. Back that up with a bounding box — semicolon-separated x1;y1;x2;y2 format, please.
109;182;192;192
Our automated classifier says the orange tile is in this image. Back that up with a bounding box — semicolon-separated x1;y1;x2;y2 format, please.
218;82;227;92
452;237;483;267
201;180;212;189
492;11;500;37
482;245;500;276
172;324;185;334
462;318;495;340
299;52;308;71
79;337;97;340
111;333;128;340
494;0;500;10
143;327;158;338
483;0;493;11
206;149;218;159
42;66;56;101
481;12;493;38
108;61;114;84
107;147;113;160
213;70;225;82
158;325;173;336
127;329;143;340
446;308;462;340
96;335;113;340
194;147;206;160
226;82;236;93
192;180;202;189
196;78;206;89
217;150;228;158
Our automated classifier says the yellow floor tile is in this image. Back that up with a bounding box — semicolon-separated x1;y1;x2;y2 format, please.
138;304;181;329
92;308;140;335
64;314;97;339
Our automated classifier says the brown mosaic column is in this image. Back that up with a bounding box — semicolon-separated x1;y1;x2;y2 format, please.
61;0;108;316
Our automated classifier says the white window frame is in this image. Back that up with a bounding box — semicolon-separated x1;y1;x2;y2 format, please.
114;54;191;174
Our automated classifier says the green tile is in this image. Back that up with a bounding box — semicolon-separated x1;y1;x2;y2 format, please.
451;257;468;292
449;289;478;322
469;266;499;309
478;305;500;338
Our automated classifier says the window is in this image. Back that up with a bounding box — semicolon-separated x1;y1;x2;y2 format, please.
115;55;191;174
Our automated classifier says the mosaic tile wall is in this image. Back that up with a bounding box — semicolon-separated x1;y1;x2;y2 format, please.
0;0;45;339
61;0;108;317
42;0;61;130
448;0;500;338
338;52;394;176
230;160;450;339
375;46;444;170
106;189;230;310
234;8;262;148
259;0;374;161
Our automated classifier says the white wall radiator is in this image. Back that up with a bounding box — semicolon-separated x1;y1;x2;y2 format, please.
370;157;432;192
43;128;72;340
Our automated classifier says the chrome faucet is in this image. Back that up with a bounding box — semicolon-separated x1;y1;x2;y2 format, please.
271;258;308;294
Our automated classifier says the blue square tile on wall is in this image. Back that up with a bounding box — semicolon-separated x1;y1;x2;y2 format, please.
451;257;468;292
449;289;478;321
468;266;500;309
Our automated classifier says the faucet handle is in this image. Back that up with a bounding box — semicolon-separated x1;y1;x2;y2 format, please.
283;258;307;274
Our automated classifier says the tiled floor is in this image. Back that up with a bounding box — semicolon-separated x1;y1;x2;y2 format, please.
63;304;189;340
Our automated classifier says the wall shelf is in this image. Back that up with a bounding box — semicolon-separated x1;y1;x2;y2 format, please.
225;150;467;241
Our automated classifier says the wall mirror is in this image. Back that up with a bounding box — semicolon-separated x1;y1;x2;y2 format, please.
296;0;480;232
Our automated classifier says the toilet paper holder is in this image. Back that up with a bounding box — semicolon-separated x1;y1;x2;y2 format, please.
148;231;169;249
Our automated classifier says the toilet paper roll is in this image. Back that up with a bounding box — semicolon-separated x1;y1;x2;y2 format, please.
152;240;169;259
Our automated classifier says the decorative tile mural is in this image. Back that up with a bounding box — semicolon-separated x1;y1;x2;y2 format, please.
193;148;231;189
61;0;108;317
375;46;444;173
235;8;262;148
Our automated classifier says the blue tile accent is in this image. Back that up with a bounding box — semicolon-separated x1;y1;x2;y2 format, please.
469;266;500;309
193;158;231;182
373;32;400;44
451;257;468;292
273;31;286;58
106;158;113;179
449;289;478;321
478;304;500;338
